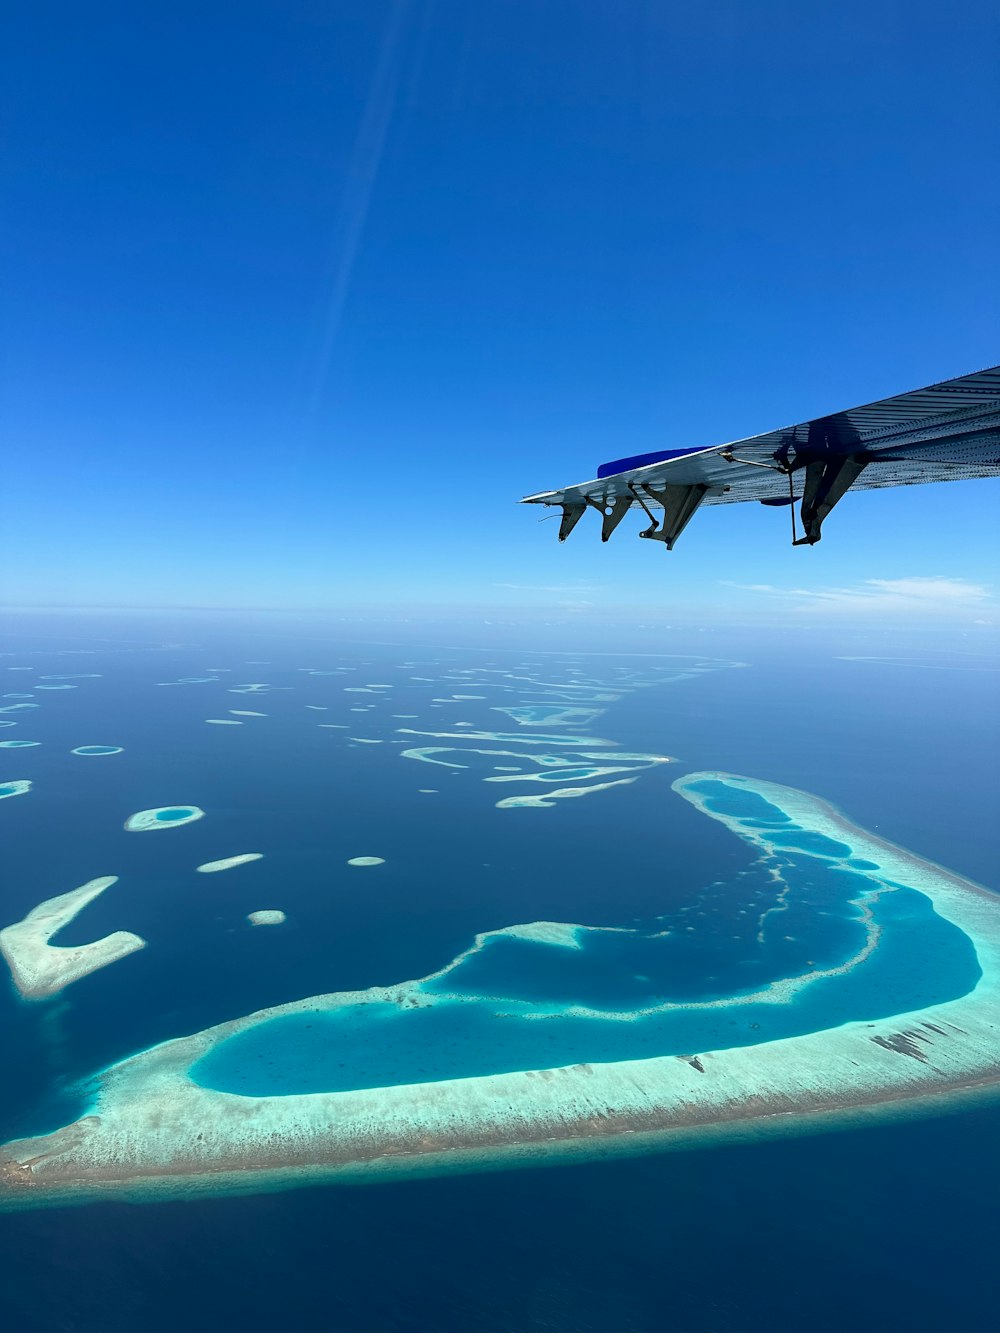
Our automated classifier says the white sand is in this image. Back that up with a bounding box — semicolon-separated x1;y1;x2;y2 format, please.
0;878;145;999
196;854;264;874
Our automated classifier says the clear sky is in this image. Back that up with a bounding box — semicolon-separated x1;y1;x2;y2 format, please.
3;1;998;628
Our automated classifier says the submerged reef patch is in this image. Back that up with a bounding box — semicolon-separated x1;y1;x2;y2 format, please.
492;705;605;728
400;737;672;811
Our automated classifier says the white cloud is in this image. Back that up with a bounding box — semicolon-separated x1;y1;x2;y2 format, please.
722;576;994;620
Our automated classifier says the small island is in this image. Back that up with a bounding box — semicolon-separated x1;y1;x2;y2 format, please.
247;910;285;926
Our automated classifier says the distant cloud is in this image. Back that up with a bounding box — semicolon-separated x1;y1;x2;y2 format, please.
493;583;603;595
722;575;995;619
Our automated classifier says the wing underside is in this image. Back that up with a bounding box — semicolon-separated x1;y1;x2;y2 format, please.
523;365;1000;547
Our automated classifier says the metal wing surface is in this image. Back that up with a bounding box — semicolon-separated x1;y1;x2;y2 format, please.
522;364;1000;547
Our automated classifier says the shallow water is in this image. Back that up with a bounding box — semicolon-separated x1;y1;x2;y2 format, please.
1;618;998;1331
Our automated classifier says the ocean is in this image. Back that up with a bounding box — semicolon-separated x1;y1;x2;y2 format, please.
0;612;997;1331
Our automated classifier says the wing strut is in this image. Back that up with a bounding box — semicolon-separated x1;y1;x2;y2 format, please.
628;482;711;550
794;455;868;545
598;495;633;542
557;503;586;542
526;363;1000;552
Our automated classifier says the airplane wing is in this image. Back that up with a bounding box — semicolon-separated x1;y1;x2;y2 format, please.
522;364;1000;547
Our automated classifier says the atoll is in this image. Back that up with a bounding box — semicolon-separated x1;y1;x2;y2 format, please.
0;780;32;800
4;773;998;1210
124;806;204;832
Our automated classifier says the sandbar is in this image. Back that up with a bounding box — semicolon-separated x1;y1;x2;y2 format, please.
495;778;637;808
248;910;285;926
347;857;385;867
396;728;615;747
505;921;582;949
486;765;643;784
197;854;264;874
0;877;145;999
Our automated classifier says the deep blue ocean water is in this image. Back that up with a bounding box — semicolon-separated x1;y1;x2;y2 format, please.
1;613;998;1332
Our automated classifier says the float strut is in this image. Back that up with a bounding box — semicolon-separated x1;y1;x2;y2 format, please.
557;503;587;542
632;482;710;550
591;495;633;542
795;455;868;545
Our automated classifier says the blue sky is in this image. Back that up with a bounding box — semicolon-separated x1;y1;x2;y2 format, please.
3;1;998;627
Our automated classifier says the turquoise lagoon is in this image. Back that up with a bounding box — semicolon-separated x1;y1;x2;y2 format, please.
191;776;980;1098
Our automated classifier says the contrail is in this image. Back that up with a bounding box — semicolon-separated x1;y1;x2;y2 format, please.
305;0;414;425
